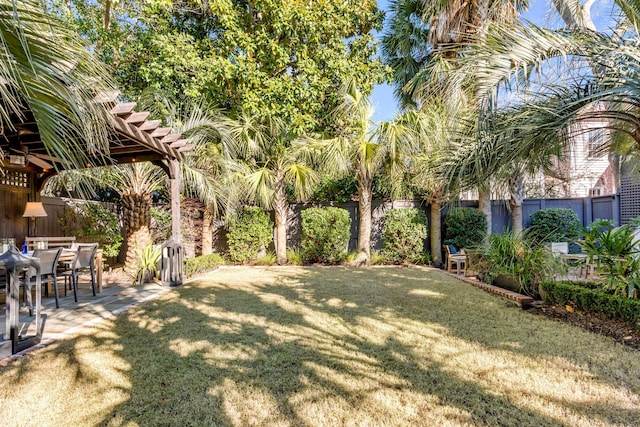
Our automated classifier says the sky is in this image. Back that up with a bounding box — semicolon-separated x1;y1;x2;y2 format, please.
369;0;618;123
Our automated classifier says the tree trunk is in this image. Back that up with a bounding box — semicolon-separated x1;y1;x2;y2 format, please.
122;192;152;274
478;187;492;242
356;179;372;264
609;152;621;194
201;206;214;256
274;178;288;265
509;174;525;234
430;200;442;267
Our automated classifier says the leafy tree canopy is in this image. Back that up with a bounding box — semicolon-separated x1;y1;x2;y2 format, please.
58;0;389;132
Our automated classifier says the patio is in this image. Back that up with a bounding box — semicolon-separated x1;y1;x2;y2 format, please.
0;271;169;364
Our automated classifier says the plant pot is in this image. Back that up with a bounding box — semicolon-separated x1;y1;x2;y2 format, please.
492;273;521;293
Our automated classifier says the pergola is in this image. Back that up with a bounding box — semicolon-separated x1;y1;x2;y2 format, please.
0;90;192;242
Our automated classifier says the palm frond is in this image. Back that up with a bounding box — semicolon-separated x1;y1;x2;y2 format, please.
0;0;113;171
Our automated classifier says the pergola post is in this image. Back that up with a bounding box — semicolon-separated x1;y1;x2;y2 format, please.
169;158;181;240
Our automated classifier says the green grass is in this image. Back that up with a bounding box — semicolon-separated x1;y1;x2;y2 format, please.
1;266;639;426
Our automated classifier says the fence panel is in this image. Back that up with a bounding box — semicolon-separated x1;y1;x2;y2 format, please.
591;195;618;224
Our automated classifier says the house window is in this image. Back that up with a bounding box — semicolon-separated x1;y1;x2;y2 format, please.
586;129;606;159
589;186;604;197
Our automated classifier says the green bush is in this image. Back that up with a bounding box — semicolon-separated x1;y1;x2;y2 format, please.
185;253;225;276
580;221;640;297
59;201;122;258
301;207;351;264
227;206;273;263
444;208;487;249
527;208;581;245
476;232;563;297
382;208;428;264
540;280;640;328
286;247;304;265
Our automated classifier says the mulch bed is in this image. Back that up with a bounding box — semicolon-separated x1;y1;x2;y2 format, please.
527;303;640;351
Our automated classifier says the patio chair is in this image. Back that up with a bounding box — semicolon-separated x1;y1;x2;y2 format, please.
22;247;62;314
59;243;98;303
444;245;466;275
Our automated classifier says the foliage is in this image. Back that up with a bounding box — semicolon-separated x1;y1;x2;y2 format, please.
308;175;393;203
476;231;563;297
252;251;277;266
223;113;320;264
0;0;113;174
286;247;304;266
370;251;387;265
185;253;225;277
527;208;581;245
580;221;640;298
133;243;161;285
301;207;351;264
227;207;273;263
59;201;122;258
381;0;527;107
343;251;359;265
381;208;428;264
309;177;357;203
540;280;640;328
443;208;487;249
150;205;172;243
64;0;387;133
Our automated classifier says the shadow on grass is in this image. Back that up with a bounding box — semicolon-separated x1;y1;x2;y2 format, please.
4;266;637;426
87;267;637;426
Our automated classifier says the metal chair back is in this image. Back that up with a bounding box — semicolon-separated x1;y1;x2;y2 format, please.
32;248;62;276
74;244;98;270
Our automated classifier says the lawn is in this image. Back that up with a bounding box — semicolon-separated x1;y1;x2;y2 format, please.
1;266;639;426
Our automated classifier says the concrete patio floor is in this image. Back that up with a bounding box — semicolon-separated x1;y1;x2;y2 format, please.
1;271;171;362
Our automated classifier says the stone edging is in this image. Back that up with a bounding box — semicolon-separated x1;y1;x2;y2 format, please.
441;270;535;308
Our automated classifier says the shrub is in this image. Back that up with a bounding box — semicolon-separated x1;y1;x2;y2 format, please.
227;206;273;263
382;208;428;264
527;208;581;245
301;207;351;264
444;208;487;249
477;231;563;297
581;221;640;298
370;251;387;265
185;253;225;276
540;280;640;328
253;251;277;266
59;201;122;259
286;247;304;265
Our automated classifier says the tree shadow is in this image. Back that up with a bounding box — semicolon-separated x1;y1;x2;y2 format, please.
3;266;637;426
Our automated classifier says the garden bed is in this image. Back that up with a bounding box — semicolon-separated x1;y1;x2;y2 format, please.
528;303;640;351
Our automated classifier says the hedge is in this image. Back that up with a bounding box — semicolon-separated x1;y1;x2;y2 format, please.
527;208;581;245
185;253;226;276
227;206;273;263
444;208;487;249
301;206;351;264
540;280;640;327
382;208;428;264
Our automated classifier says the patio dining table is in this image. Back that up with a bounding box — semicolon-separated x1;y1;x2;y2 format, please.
0;246;43;358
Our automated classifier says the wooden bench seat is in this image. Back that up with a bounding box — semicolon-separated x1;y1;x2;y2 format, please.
26;236;76;251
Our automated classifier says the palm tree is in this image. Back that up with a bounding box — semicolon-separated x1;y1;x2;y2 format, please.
325;81;424;264
381;0;528;107
446;1;640;188
382;0;528;239
410;101;461;266
0;0;113;173
140;94;240;255
223;113;317;265
104;163;166;273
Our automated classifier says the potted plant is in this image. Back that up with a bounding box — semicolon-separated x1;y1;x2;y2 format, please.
478;232;563;297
